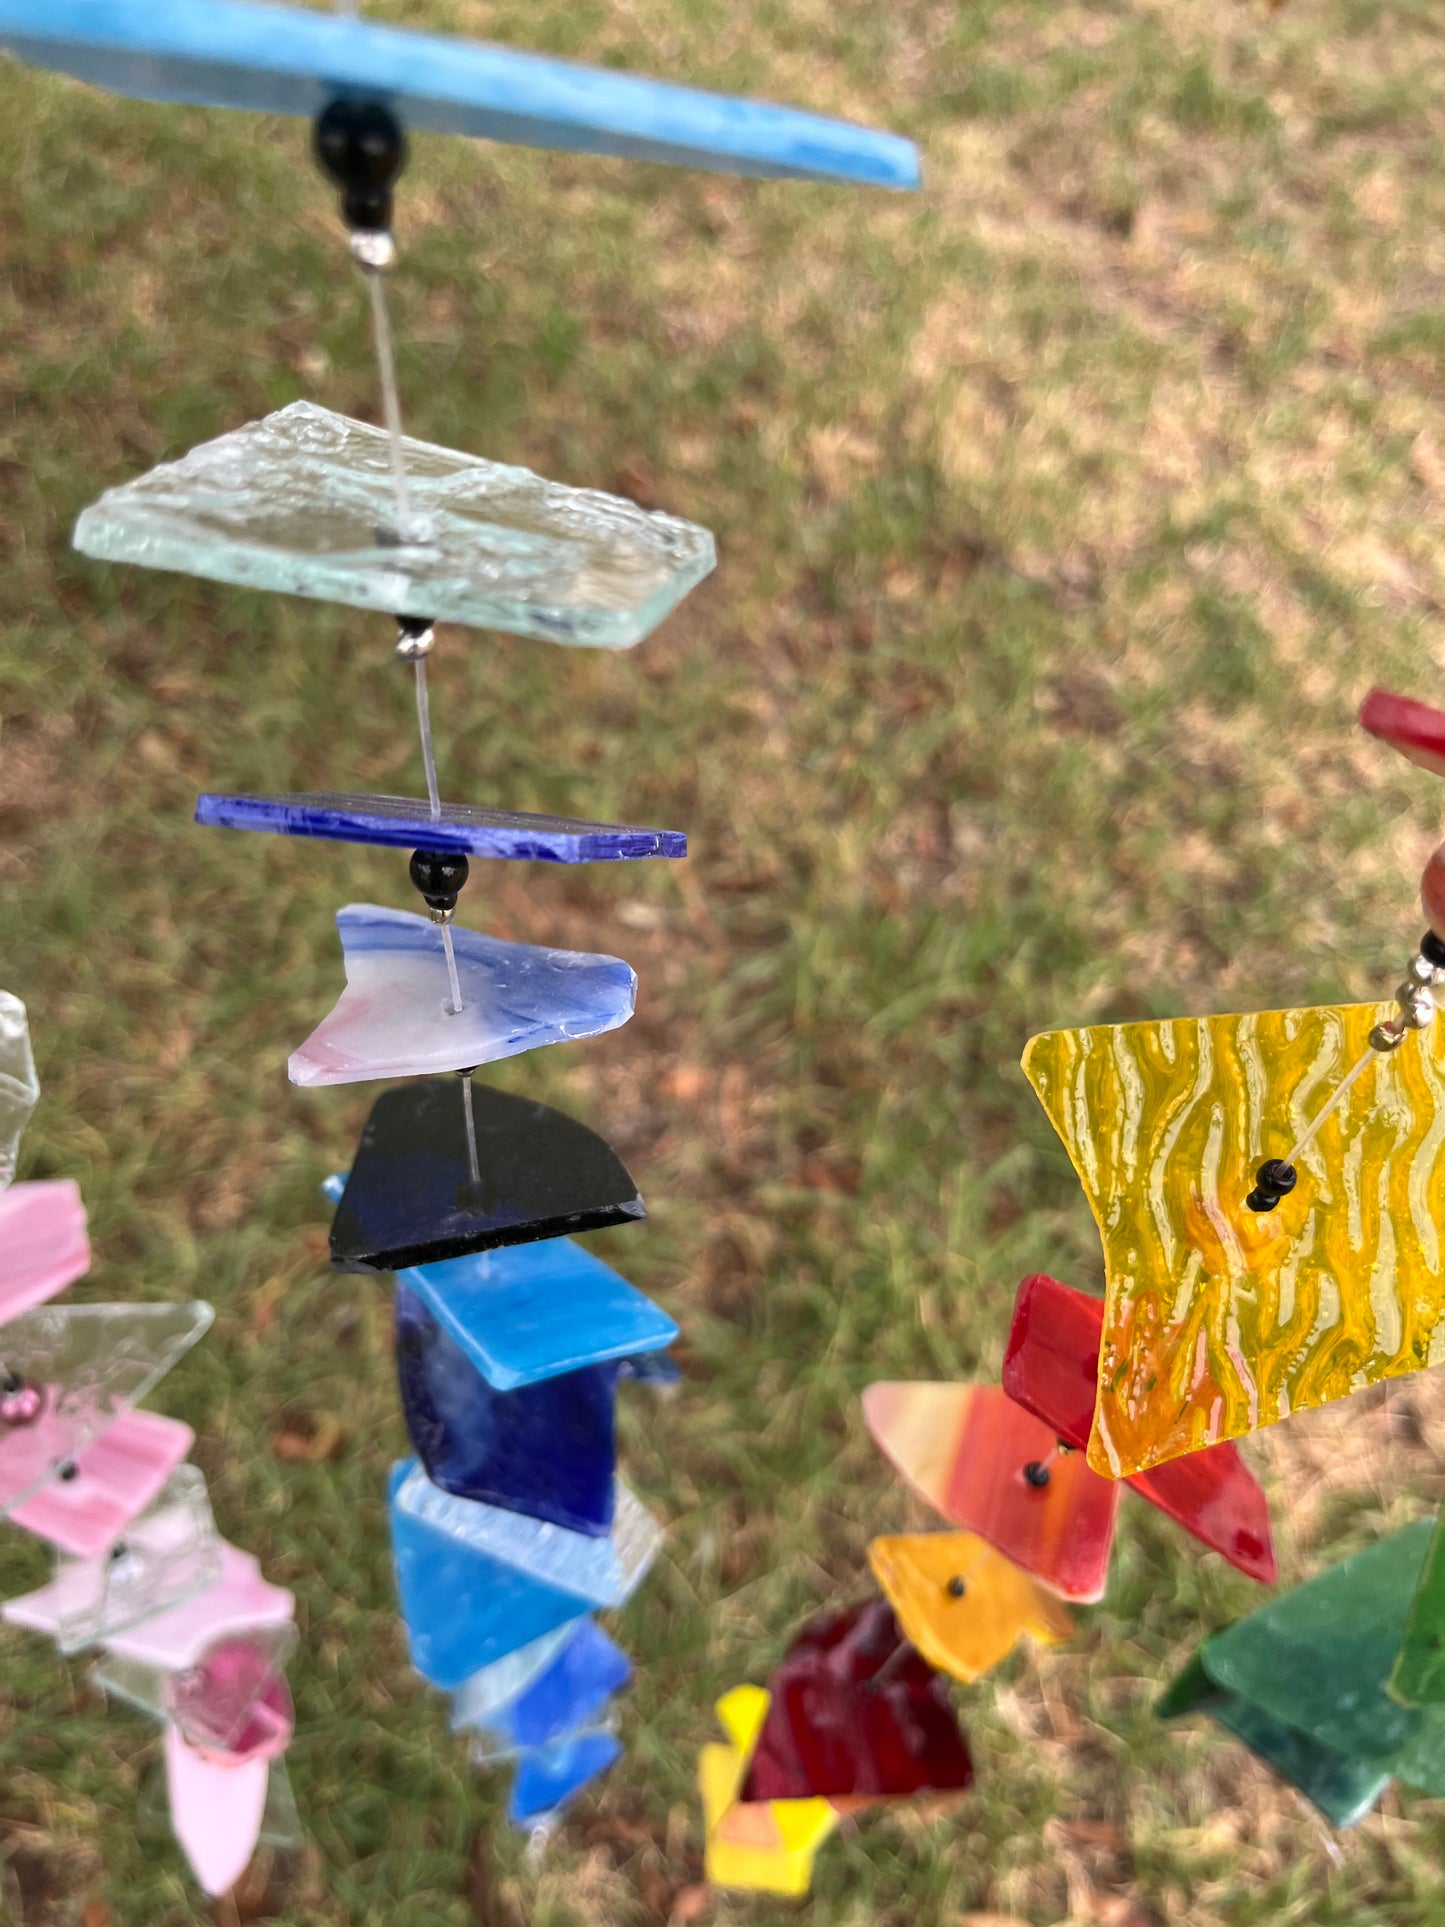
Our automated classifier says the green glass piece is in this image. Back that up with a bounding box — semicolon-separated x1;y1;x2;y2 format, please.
1392;1508;1445;1707
1199;1521;1445;1794
1159;1650;1390;1828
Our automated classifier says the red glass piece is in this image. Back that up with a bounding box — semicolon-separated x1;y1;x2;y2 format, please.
738;1600;973;1804
1003;1274;1276;1584
1360;688;1445;781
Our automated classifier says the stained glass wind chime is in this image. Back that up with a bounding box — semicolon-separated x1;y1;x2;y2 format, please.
0;0;921;1902
697;688;1445;1895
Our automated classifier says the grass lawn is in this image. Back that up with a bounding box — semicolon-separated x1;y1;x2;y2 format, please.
3;0;1445;1921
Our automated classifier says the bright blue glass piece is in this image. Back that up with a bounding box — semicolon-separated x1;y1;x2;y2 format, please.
323;1173;677;1390
507;1731;623;1826
389;1459;660;1689
196;793;686;863
395;1283;619;1536
449;1625;577;1737
505;1619;630;1750
0;1;921;189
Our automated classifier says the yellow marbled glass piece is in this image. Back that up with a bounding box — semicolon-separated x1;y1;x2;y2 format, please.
699;1687;838;1895
1023;1002;1445;1477
868;1532;1073;1683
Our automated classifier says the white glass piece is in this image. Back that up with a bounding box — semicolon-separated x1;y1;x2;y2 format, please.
4;1464;220;1653
73;403;717;648
289;905;636;1087
0;1300;213;1513
164;1725;272;1898
0;992;39;1189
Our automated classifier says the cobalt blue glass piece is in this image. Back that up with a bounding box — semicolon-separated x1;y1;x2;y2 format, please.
0;1;921;189
395;1283;619;1536
389;1459;661;1688
507;1731;623;1825
196;793;686;863
505;1619;631;1751
330;1079;645;1274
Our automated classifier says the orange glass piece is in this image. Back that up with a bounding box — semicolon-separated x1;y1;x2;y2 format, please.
1023;1002;1445;1478
867;1531;1072;1682
699;1686;838;1895
861;1383;1120;1601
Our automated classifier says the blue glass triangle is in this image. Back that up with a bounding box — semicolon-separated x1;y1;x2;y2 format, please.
507;1731;623;1826
3;1;920;190
505;1619;630;1751
322;1174;675;1388
389;1459;660;1689
396;1283;618;1536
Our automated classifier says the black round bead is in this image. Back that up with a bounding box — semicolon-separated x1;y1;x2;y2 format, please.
1422;930;1445;971
1022;1460;1051;1489
58;1460;78;1483
313;99;407;233
410;848;469;911
946;1575;967;1599
1246;1156;1297;1214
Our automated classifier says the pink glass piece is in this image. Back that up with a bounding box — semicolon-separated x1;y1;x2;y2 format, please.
164;1725;271;1897
861;1381;1120;1601
0;1180;90;1323
170;1630;296;1764
102;1542;295;1668
1002;1274;1277;1583
1361;688;1445;781
8;1409;193;1557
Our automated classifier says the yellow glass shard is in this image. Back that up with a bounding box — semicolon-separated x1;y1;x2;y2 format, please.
867;1531;1073;1683
699;1687;838;1895
1023;1001;1445;1476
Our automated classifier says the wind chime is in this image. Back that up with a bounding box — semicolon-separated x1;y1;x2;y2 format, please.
698;686;1445;1895
0;0;919;1898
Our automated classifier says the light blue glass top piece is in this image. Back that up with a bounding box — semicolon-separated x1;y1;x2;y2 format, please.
288;904;636;1087
389;1459;660;1689
507;1731;623;1825
0;0;920;189
322;1170;677;1390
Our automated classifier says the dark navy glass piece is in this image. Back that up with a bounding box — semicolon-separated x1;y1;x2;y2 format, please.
504;1618;631;1751
507;1731;622;1824
196;792;686;862
395;1284;618;1536
330;1079;645;1274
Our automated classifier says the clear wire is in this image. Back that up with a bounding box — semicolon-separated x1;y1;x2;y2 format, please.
440;923;464;1017
460;1070;482;1185
412;658;442;821
364;267;413;537
1279;1045;1379;1169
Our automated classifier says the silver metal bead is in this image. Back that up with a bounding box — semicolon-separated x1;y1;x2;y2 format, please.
426;904;455;927
1396;984;1436;1030
350;230;396;271
1409;952;1437;986
395;624;435;661
1370;1019;1407;1052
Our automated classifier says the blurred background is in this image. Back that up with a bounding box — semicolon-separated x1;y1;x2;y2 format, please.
2;0;1445;1921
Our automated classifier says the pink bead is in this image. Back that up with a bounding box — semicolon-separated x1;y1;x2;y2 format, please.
0;1381;44;1427
1424;843;1445;940
1362;688;1445;780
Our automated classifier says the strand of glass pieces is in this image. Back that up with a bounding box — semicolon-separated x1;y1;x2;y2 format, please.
0;994;301;1897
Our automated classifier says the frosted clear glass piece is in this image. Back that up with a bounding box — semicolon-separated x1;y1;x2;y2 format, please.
0;1300;213;1513
0;992;39;1190
289;905;636;1087
73;403;717;648
95;1620;296;1755
102;1541;296;1668
4;1464;220;1653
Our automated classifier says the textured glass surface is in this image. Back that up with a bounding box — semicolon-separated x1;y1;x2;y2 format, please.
196;791;686;862
0;0;919;187
290;905;635;1088
4;1464;219;1652
1158;1652;1391;1828
450;1625;575;1734
1195;1522;1445;1794
862;1382;1120;1603
8;1409;194;1558
740;1600;973;1804
331;1079;644;1274
396;1284;618;1535
701;1686;839;1897
163;1725;272;1899
866;1532;1072;1685
0;991;39;1189
0;1179;91;1323
1003;1273;1276;1583
103;1541;296;1668
75;403;716;647
507;1731;623;1825
1393;1508;1445;1707
0;1300;213;1513
389;1458;660;1688
1023;1003;1445;1477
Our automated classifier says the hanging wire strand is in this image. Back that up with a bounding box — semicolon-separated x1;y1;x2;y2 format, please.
1278;1045;1378;1170
440;922;464;1017
460;1070;482;1185
364;267;413;537
412;656;442;821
